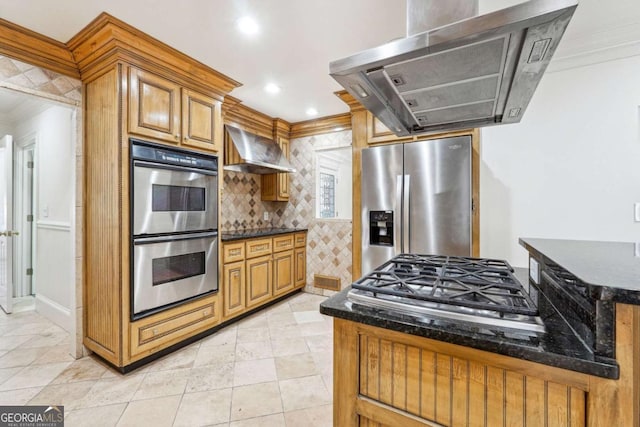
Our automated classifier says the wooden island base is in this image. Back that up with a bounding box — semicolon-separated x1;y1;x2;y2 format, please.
332;305;639;427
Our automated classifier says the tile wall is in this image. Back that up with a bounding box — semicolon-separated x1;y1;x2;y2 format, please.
221;130;353;295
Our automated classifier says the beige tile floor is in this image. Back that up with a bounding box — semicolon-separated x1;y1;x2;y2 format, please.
0;292;334;426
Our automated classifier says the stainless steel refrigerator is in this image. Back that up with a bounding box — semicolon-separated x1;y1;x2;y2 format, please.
361;136;472;273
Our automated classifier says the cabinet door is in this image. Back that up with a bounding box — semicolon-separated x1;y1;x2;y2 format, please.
223;261;245;319
182;89;222;153
261;137;290;201
129;67;181;143
273;249;294;297
246;255;272;308
294;247;306;288
277;138;290;199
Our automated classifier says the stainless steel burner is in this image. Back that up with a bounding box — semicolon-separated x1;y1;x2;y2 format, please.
348;254;545;333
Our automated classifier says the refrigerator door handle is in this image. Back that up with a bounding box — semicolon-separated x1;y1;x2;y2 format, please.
403;174;410;253
395;175;403;255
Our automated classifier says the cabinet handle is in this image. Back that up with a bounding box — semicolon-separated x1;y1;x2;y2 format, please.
175;135;179;140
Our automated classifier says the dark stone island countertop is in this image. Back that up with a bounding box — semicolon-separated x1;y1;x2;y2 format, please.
519;238;640;305
320;267;619;379
221;227;308;242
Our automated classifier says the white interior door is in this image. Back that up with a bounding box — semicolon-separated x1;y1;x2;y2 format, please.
0;135;14;313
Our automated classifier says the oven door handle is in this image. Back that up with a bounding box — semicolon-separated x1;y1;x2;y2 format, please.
134;231;218;245
133;160;218;176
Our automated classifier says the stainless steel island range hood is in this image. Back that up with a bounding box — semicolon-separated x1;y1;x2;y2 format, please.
224;125;295;174
330;0;578;136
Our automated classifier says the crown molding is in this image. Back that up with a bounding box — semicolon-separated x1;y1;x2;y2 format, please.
290;113;351;139
67;12;241;98
0;18;79;78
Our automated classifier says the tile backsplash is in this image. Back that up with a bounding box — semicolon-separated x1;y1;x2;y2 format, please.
221;130;353;294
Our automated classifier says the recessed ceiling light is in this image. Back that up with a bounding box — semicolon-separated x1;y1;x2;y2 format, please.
306;108;318;117
264;83;281;94
237;16;259;35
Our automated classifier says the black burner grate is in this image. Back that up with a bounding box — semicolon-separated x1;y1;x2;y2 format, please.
352;254;538;316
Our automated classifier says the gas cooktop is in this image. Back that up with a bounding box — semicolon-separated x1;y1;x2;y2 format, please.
348;254;545;333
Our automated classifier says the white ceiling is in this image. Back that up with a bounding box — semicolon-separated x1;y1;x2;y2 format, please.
0;0;639;123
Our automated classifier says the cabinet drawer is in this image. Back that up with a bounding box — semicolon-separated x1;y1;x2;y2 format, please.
246;238;272;258
273;234;294;252
294;232;306;248
130;296;219;357
223;242;245;263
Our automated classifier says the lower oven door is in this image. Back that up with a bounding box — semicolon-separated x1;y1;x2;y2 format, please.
132;231;218;318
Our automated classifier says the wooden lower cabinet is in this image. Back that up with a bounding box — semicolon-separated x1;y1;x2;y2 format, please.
222;260;245;318
246;254;273;308
295;247;306;288
273;249;295;297
222;231;307;320
334;318;593;427
130;295;219;360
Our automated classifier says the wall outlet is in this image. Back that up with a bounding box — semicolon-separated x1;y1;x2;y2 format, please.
263;211;269;221
635;202;640;222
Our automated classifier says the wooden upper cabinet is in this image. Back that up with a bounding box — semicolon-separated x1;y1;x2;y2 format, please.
129;67;181;143
261;136;290;201
182;89;222;153
129;67;221;153
367;112;415;145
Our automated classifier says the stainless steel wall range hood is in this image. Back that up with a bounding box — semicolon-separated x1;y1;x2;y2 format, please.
330;0;578;136
224;126;295;174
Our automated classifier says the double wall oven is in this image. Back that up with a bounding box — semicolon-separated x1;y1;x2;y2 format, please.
130;139;218;319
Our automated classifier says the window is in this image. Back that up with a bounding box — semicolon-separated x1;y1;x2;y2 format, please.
315;146;352;220
319;172;335;218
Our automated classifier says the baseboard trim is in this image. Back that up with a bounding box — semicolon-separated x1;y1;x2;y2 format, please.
35;294;71;332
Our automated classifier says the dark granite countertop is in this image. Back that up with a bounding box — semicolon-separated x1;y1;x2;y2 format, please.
320;267;619;379
221;227;308;241
520;238;640;305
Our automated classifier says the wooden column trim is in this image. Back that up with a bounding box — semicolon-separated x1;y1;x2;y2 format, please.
587;304;640;427
0;18;79;78
334;319;360;427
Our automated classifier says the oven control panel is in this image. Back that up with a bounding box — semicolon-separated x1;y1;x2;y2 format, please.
131;139;218;172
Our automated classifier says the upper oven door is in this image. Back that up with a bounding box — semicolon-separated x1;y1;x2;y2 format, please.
133;161;218;236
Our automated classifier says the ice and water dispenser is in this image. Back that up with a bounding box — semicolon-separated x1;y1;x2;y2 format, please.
369;210;394;246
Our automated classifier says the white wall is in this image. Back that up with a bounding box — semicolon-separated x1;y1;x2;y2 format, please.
480;54;640;267
14;105;74;330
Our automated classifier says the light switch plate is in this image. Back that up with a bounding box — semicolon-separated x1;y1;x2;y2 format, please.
635;202;640;222
263;211;269;221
